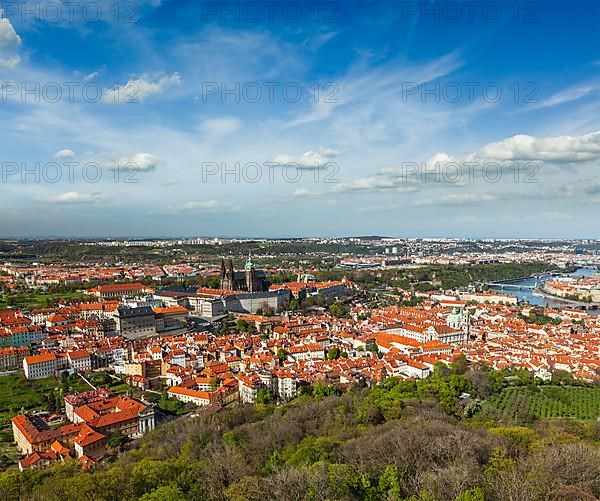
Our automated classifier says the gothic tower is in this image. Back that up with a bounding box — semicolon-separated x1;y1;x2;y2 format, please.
245;252;255;292
219;258;226;288
219;257;236;290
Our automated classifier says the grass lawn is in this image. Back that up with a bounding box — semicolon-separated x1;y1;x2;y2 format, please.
0;371;132;470
110;383;131;395
0;290;88;310
0;371;131;425
0;427;20;470
0;373;60;425
66;372;131;397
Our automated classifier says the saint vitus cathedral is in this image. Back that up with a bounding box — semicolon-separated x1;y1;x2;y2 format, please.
219;254;269;293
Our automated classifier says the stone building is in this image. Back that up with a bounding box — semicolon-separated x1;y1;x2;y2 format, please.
219;254;268;292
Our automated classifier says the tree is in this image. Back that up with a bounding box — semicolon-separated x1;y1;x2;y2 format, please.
327;347;341;360
466;365;503;399
256;388;274;405
236;319;250;331
551;370;575;386
53;392;63;413
433;362;451;378
108;430;127;451
378;465;404;499
366;343;379;354
456;487;485;501
485;447;516;475
312;383;337;401
277;348;288;363
450;354;469;375
131;459;183;498
328;303;349;318
209;377;220;391
358;404;386;426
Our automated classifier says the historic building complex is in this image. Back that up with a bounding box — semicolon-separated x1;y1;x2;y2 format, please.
219;255;269;293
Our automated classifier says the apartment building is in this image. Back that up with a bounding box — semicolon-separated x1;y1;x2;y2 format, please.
90;283;153;299
114;306;156;339
0;346;29;371
67;350;92;374
23;353;58;379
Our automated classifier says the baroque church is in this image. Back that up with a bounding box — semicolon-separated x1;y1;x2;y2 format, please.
219;254;269;292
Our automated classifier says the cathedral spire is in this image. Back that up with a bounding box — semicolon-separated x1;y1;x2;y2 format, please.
245;251;254;269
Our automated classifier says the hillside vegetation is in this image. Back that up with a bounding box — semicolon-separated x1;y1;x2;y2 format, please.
481;386;600;422
1;363;598;501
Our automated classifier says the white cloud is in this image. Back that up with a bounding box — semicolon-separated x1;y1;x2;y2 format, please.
167;200;240;214
42;192;104;204
333;176;418;194
291;188;323;198
273;148;341;169
103;73;181;103
354;131;600;198
84;71;100;81
472;130;600;164
557;179;600;204
0;13;22;69
0;14;20;51
425;152;455;166
0;54;19;69
54;149;75;159
413;193;496;207
112;153;161;171
397;131;600;177
199;116;240;137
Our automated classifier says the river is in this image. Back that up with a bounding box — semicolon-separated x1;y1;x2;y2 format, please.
490;266;598;309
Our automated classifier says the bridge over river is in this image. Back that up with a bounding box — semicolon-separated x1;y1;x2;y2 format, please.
485;279;538;291
484;270;567;291
485;268;599;313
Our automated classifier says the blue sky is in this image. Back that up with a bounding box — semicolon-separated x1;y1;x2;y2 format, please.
0;0;599;238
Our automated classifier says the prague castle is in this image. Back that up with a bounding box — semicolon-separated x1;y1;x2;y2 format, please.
219;254;268;293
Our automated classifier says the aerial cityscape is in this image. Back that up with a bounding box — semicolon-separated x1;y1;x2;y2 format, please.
0;1;599;500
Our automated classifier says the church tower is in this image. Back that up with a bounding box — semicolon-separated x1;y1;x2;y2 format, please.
245;252;255;292
219;257;236;290
219;258;226;288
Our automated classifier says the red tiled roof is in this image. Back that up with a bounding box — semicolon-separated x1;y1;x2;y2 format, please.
25;353;57;365
68;350;90;360
74;424;105;447
96;283;148;293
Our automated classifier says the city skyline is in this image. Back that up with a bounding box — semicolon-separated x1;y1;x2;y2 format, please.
1;2;600;494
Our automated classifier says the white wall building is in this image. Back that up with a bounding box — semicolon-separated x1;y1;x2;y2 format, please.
23;353;57;379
